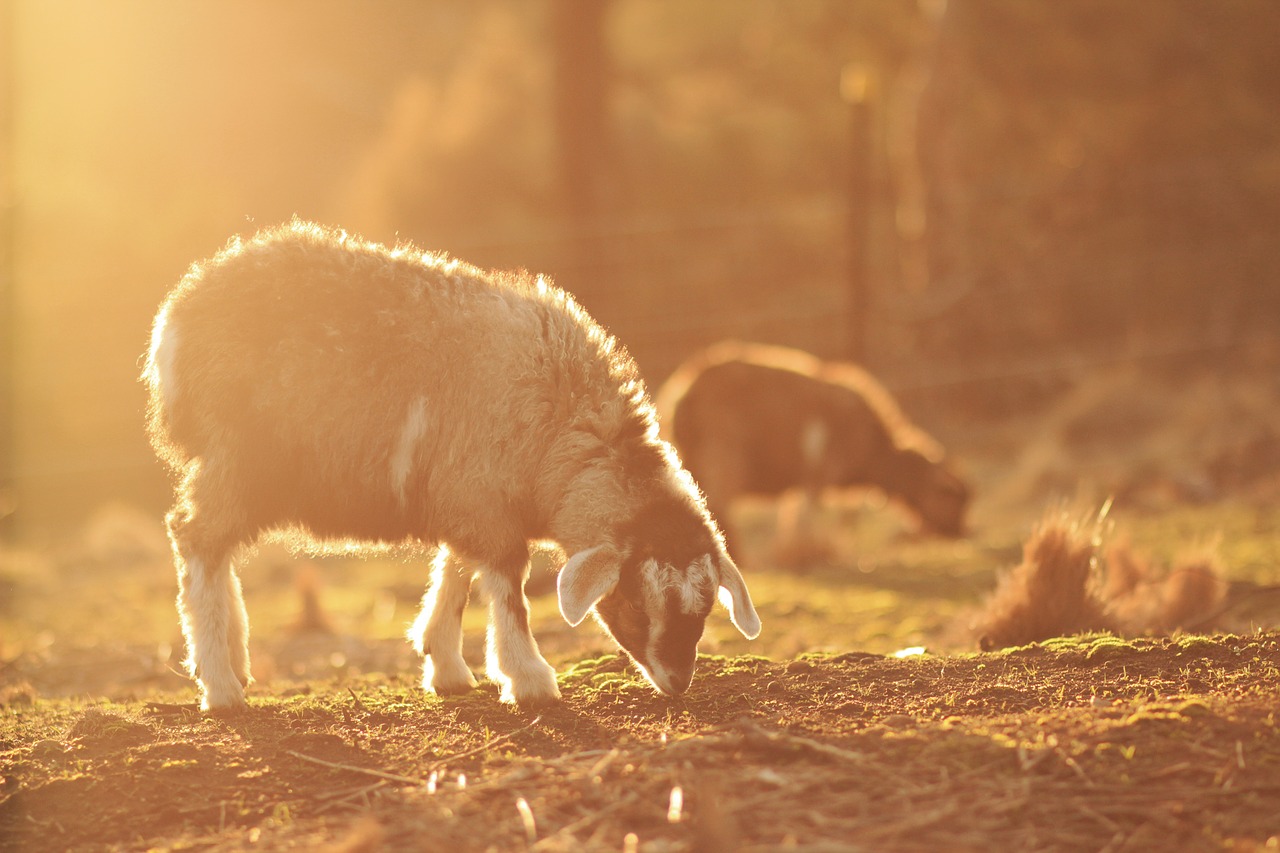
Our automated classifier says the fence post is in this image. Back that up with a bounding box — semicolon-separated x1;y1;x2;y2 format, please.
0;0;16;539
842;64;873;365
551;0;612;288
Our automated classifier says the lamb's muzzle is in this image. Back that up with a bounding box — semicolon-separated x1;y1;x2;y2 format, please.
142;220;759;711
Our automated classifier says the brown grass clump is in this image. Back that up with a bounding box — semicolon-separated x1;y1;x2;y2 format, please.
1156;557;1229;629
1103;543;1228;635
976;508;1228;650
977;512;1114;651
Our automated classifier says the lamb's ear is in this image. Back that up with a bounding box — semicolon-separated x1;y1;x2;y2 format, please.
558;545;622;627
716;550;761;639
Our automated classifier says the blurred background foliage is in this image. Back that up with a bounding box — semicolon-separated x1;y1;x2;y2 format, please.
3;0;1280;538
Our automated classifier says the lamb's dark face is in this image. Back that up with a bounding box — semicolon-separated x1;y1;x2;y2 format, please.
557;494;760;697
594;552;718;696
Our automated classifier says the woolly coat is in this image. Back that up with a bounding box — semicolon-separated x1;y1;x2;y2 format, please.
145;221;678;565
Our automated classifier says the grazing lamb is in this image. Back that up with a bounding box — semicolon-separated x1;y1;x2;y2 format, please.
655;342;969;557
142;220;759;712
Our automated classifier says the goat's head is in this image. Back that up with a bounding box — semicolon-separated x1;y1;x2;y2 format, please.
556;496;759;696
896;448;970;537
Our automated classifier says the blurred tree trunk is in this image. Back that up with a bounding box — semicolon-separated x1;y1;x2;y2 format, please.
550;0;614;285
843;67;872;365
0;0;15;537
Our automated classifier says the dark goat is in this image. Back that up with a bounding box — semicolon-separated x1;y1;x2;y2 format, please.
656;342;969;557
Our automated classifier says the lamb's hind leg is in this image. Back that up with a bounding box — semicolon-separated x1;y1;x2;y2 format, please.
482;552;559;706
410;546;478;695
167;469;252;712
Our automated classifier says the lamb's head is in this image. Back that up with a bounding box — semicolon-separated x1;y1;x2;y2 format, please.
556;495;760;696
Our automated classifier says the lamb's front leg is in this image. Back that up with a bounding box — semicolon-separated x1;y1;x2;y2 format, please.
410;546;478;695
175;547;251;711
166;496;251;714
772;486;833;569
481;560;560;706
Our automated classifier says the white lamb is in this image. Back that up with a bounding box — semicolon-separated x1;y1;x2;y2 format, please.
142;220;760;712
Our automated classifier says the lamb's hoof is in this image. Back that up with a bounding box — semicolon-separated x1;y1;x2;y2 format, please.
430;679;478;697
424;656;478;697
201;690;249;717
509;689;562;709
489;657;561;706
498;676;562;708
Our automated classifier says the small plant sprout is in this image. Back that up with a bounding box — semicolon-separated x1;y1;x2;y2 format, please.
515;797;537;845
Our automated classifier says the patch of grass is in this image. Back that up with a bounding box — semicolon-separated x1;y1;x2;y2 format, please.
1083;636;1140;662
1171;634;1223;655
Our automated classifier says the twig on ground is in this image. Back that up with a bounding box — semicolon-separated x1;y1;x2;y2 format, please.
314;780;390;803
285;751;428;786
286;715;545;789
732;719;869;764
427;715;544;770
1073;799;1122;833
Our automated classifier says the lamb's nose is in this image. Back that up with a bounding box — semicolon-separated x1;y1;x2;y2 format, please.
658;666;693;696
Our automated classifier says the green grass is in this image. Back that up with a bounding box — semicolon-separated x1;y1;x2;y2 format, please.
2;497;1277;694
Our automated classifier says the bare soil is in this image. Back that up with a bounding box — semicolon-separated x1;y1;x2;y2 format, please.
3;632;1279;851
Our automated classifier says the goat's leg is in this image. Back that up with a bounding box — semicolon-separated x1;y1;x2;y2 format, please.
772;486;832;569
166;471;252;712
481;555;559;705
410;546;477;695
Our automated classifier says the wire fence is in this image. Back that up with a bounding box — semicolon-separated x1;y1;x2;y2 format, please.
8;147;1279;538
483;179;1278;390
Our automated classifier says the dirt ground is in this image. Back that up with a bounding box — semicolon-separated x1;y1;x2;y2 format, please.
1;630;1279;851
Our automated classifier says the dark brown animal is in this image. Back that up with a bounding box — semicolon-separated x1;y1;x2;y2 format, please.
655;342;969;557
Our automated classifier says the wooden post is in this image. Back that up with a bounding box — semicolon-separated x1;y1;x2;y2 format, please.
842;64;872;365
550;0;612;284
0;0;16;538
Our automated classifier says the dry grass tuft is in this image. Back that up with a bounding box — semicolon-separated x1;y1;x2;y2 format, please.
1156;557;1229;629
976;508;1228;650
977;512;1113;651
1103;543;1228;635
